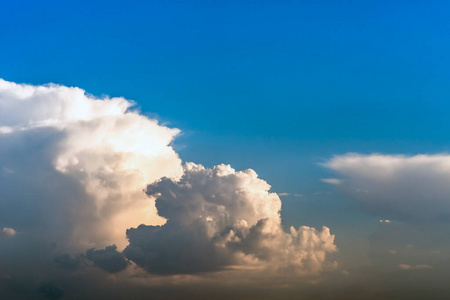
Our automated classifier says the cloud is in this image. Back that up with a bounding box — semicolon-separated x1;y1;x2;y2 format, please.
0;227;16;237
277;193;303;197
323;153;450;223
53;253;83;271
0;79;338;298
86;245;129;273
0;79;183;297
398;264;433;270
125;163;337;275
321;178;341;185
323;153;450;284
0;79;183;251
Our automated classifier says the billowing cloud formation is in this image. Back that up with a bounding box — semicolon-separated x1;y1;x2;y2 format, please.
0;79;182;251
0;79;338;299
125;163;337;275
323;153;450;223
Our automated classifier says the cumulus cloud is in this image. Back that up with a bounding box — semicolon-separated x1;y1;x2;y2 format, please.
0;79;182;251
0;79;338;299
125;163;337;275
323;153;450;223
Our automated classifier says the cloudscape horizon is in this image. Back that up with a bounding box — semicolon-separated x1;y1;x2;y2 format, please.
2;1;450;299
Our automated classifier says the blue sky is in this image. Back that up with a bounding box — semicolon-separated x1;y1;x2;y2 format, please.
2;0;450;246
2;1;450;299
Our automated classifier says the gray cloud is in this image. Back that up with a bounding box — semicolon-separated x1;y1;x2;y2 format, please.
53;253;83;271
86;245;129;273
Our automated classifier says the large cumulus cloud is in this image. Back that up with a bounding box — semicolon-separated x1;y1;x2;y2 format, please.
0;79;182;251
0;79;338;299
0;79;186;299
125;163;337;275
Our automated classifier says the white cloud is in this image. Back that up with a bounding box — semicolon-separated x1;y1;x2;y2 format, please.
324;154;450;277
321;178;341;185
0;126;13;134
323;153;450;222
125;163;337;276
278;192;290;196
0;79;182;250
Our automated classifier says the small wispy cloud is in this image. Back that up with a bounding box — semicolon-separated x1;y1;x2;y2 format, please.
398;264;433;270
321;178;341;185
277;193;302;197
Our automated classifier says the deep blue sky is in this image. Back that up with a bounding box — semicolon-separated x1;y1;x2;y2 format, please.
2;0;450;252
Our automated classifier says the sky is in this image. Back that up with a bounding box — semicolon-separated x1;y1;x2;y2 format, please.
1;1;450;299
